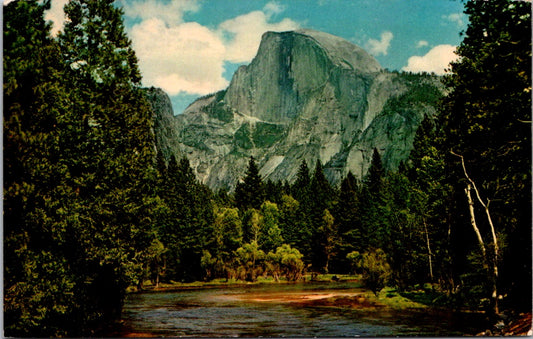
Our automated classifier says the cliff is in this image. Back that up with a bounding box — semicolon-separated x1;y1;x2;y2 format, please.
149;29;444;190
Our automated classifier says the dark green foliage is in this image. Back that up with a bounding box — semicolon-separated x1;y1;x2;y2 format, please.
205;90;233;122
252;122;285;148
440;0;531;311
4;0;157;335
291;160;311;202
158;157;215;282
332;172;361;273
234;123;254;149
379;171;428;290
264;179;284;204
359;149;385;249
308;161;335;271
235;156;265;210
4;0;531;333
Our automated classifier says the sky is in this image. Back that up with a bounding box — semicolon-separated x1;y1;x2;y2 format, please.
41;0;467;114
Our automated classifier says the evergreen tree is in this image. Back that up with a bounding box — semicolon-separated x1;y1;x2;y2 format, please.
359;149;385;249
57;0;157;329
5;0;158;334
380;171;427;290
308;160;334;271
4;1;80;335
332;171;361;273
292;160;311;202
264;179;283;204
235;156;265;211
366;148;384;193
160;157;215;282
440;0;531;312
406;117;452;289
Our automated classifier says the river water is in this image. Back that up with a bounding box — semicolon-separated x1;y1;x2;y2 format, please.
117;282;488;337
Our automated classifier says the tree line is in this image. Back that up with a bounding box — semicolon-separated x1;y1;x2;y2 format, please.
3;0;531;336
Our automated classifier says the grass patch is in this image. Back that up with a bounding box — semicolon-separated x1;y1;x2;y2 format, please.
365;287;428;310
129;274;363;292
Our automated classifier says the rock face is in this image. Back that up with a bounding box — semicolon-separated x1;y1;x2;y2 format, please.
144;87;184;161
149;29;443;190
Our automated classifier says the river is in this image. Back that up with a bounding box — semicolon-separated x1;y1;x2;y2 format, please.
116;282;488;337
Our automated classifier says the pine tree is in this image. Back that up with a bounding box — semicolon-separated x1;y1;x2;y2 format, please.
57;0;156;332
308;160;334;271
440;0;531;313
332;171;361;273
4;1;81;335
292;160;311;202
359;149;385;249
235;156;265;211
161;157;215;282
406;116;451;288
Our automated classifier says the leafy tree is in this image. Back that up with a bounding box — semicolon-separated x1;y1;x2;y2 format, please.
235;241;265;282
200;250;218;281
207;207;243;279
349;249;392;296
278;195;301;246
317;209;338;273
258;201;284;252
266;244;305;281
242;208;263;244
144;239;166;288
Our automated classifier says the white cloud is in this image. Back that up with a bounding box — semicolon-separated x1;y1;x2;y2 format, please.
443;13;465;27
263;1;285;17
402;44;458;75
121;0;199;26
366;31;393;56
130;19;228;95
44;0;69;36
123;0;299;96
416;40;429;48
219;11;299;63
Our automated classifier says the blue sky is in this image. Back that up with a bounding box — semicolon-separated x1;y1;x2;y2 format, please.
43;0;467;114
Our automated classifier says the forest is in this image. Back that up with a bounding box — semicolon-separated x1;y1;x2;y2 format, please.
3;0;531;337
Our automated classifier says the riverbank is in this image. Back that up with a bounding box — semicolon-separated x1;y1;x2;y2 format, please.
116;280;493;337
121;276;528;337
127;274;362;293
129;274;434;311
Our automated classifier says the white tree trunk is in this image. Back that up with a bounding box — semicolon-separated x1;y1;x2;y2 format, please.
452;151;499;314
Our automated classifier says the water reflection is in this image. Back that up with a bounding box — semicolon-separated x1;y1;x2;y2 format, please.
118;283;486;337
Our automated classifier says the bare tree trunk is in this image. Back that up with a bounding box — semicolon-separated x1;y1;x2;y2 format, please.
465;183;488;264
423;220;434;282
452;151;499;314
